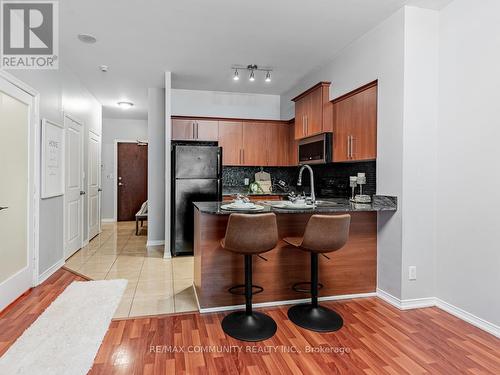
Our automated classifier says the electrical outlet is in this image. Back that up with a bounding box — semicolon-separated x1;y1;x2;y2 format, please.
244;178;249;186
409;266;417;281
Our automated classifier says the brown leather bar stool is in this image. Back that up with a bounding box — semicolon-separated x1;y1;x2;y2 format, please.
220;213;278;342
284;214;351;332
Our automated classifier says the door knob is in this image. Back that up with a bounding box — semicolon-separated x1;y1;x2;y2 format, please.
118;182;124;186
98;188;102;192
80;191;86;195
0;206;8;211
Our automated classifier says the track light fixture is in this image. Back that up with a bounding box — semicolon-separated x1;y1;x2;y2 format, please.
230;64;273;83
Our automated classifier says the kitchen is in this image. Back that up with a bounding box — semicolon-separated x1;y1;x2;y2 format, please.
170;79;397;319
2;1;498;373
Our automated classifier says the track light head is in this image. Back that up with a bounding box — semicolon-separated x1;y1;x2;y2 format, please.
233;69;239;81
265;71;271;82
249;70;255;82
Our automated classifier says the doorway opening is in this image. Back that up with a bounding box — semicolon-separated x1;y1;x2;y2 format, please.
115;141;148;233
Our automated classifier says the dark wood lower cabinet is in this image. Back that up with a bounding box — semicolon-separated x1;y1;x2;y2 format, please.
194;209;377;309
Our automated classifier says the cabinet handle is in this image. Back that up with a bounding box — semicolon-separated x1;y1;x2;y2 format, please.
306;116;308;135
192;122;196;139
242;149;245;164
303;115;306;136
196;122;199;139
347;136;350;159
350;136;354;159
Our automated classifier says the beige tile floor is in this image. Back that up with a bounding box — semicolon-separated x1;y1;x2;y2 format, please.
64;221;198;318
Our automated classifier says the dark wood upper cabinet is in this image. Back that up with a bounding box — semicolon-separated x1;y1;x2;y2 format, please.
292;82;332;140
172;119;195;140
242;122;268;166
172;118;218;141
267;122;290;167
218;121;242;166
196;120;218;141
332;81;377;162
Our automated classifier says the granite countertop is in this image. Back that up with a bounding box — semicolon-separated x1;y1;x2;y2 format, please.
222;186;291;197
194;195;397;215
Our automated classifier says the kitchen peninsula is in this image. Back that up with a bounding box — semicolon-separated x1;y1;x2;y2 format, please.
193;196;397;311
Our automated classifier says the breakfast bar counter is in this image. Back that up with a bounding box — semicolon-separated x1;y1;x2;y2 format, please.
192;196;397;311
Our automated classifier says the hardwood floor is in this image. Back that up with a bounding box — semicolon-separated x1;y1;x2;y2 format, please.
0;269;86;356
1;269;499;374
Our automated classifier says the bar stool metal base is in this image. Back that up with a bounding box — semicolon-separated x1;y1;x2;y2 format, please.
222;311;277;342
287;303;343;332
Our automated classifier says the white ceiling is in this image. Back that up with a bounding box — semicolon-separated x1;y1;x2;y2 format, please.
59;0;452;119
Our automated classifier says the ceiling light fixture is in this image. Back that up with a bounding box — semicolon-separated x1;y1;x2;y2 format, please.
77;33;97;44
231;64;273;83
117;101;134;109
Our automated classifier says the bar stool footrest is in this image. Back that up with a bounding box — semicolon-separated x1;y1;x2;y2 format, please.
228;284;263;296
292;282;324;293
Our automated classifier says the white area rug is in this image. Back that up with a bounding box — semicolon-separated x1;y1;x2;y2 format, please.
0;279;127;375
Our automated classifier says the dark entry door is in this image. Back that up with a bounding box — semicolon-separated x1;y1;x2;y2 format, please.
117;143;148;221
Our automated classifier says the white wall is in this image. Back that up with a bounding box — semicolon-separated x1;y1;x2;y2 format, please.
280;6;442;302
147;87;166;246
437;0;500;326
401;7;439;300
172;89;280;120
10;65;101;276
281;8;406;299
101;118;148;220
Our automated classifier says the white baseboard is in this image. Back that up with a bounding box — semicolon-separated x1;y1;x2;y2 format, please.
101;218;116;223
377;289;499;338
376;288;435;310
38;259;65;285
198;292;376;314
146;240;165;247
435;298;500;338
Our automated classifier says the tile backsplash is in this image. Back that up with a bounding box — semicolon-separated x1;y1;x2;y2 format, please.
222;161;376;198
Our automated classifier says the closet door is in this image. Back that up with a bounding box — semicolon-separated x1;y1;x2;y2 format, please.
0;77;34;310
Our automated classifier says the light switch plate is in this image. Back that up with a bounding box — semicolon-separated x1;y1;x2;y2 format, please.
244;178;249;186
409;266;417;280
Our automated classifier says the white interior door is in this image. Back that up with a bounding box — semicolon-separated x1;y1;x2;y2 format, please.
64;116;84;258
88;131;101;240
0;76;35;310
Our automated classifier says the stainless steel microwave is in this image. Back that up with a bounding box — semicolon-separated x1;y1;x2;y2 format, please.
298;133;332;165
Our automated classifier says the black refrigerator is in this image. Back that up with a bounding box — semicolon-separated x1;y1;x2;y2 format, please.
171;141;222;256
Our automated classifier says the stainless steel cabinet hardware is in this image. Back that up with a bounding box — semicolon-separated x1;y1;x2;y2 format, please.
192;122;196;139
118;182;124;186
347;136;350;159
80;191;86;195
97;188;102;192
